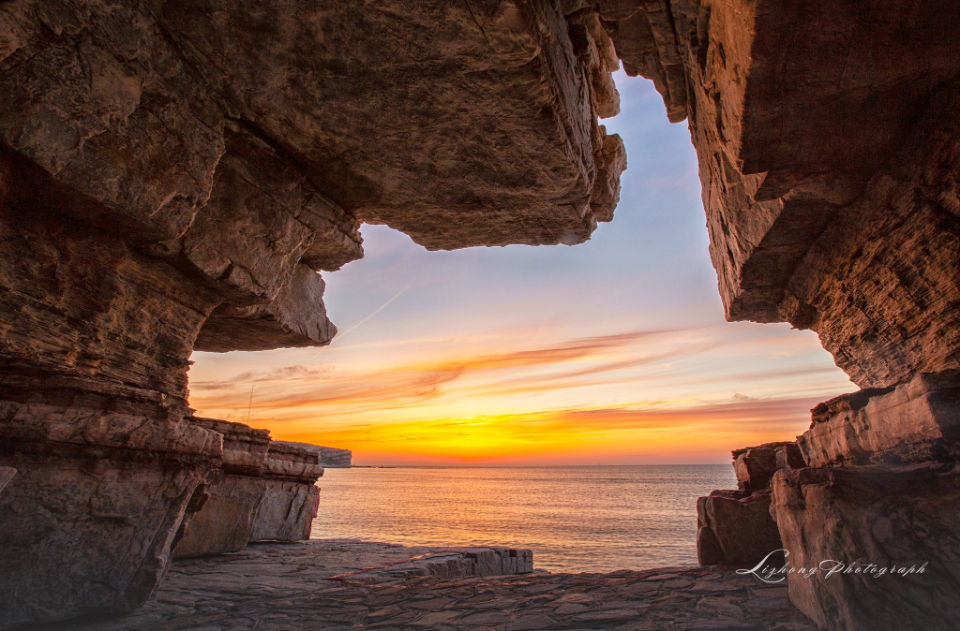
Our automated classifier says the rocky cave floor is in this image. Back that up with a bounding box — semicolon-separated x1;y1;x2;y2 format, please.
41;540;816;631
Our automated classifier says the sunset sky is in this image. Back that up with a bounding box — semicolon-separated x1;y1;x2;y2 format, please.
188;73;855;465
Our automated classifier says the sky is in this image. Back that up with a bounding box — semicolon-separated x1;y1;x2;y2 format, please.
188;73;855;465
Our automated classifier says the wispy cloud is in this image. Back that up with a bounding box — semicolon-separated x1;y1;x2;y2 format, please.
190;327;700;412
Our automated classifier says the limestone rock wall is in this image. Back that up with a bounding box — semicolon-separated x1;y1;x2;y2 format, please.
772;463;960;631
758;372;960;630
600;2;959;626
0;397;222;628
172;418;269;559
800;371;960;468
273;440;353;467
315;446;352;468
707;372;960;631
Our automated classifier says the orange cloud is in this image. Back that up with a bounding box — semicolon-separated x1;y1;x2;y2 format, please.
190;328;696;413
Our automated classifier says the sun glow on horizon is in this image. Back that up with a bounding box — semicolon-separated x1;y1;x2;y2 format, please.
189;321;852;465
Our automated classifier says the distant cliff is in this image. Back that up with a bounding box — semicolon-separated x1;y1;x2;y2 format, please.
276;441;352;468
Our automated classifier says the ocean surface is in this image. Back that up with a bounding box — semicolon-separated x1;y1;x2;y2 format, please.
311;465;736;573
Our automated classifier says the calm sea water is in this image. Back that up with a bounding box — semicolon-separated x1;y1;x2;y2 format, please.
311;465;735;573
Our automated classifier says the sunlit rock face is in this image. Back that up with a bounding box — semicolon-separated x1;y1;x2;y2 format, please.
172;418;271;559
800;372;960;468
173;423;326;558
0;1;622;625
248;441;325;542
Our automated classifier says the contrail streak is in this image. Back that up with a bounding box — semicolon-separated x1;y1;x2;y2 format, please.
336;285;411;341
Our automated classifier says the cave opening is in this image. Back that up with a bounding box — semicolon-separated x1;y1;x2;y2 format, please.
185;73;853;571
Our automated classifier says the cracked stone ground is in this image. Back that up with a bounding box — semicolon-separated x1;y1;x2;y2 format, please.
52;540;815;631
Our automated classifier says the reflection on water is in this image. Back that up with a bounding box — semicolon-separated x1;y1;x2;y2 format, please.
311;465;735;572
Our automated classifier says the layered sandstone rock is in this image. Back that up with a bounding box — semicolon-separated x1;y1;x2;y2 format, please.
715;377;960;629
173;423;328;558
600;1;959;626
316;446;352;468
1;0;959;629
800;371;960;468
172;418;270;559
600;0;960;390
696;490;781;567
733;441;804;493
0;390;222;628
762;370;960;630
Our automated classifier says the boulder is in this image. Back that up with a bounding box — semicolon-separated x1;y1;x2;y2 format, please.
696;490;782;566
733;441;804;493
698;441;805;566
772;464;960;631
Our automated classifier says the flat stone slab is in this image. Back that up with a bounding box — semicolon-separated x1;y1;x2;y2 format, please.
59;540;815;630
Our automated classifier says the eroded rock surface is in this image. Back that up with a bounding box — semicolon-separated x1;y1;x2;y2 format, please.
800;371;960;467
172;418;270;559
772;464;960;631
2;0;959;629
763;369;960;630
0;397;222;628
696;490;781;567
600;0;960;389
733;442;805;494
